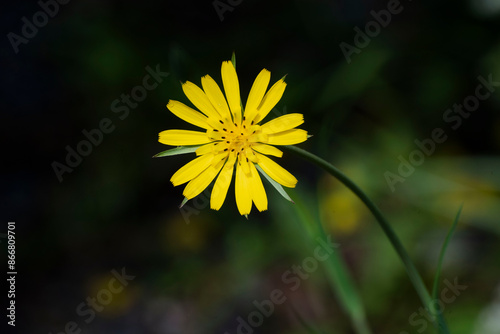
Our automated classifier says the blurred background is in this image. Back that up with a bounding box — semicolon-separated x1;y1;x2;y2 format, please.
2;0;500;333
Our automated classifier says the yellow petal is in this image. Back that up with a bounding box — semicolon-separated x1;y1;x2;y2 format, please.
211;154;236;210
245;148;258;162
244;69;270;121
212;150;230;170
221;61;242;124
171;154;214;186
201;75;232;120
183;161;224;199
182;81;220;119
159;129;212;146
251;143;283;157
195;142;217;156
248;132;268;143
255;153;297;188
239;154;250;175
261;113;304;134
248;163;267;212
207;129;227;141
254;79;287;123
196;142;229;156
268;129;308;146
166;100;209;129
235;161;252;215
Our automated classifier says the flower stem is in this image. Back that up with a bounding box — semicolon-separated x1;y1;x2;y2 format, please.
284;145;449;334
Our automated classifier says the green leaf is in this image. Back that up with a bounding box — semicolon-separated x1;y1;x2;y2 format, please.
432;204;463;301
255;164;294;203
153;146;200;158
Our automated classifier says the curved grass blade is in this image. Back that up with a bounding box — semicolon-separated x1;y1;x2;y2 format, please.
283;145;449;333
432;204;463;300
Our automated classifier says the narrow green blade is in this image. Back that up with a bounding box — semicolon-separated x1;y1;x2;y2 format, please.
255;164;294;203
179;197;189;208
432;204;463;301
153;146;200;158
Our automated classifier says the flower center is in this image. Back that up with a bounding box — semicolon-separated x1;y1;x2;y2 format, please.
209;118;263;164
225;123;250;152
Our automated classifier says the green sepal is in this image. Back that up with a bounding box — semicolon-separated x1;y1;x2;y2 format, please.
179;197;189;208
255;164;294;203
231;52;236;69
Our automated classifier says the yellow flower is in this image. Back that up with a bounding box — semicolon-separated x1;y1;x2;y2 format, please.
158;59;307;215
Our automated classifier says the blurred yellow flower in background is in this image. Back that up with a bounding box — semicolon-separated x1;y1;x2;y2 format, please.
319;171;367;236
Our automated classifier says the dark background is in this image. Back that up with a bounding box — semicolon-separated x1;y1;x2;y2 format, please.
2;0;500;333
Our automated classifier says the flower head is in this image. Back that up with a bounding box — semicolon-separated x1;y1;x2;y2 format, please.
157;59;307;215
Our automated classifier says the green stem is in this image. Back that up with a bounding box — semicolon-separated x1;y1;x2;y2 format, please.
432;205;462;301
284;145;449;334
